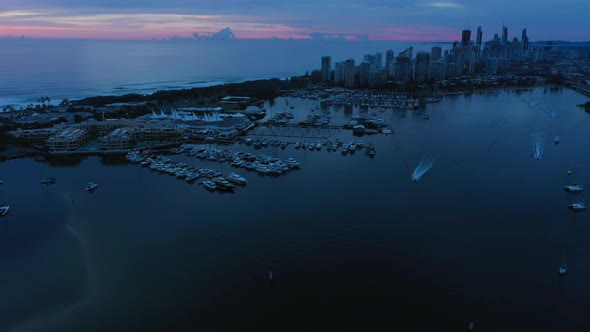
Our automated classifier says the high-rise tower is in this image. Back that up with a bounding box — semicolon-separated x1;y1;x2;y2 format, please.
321;56;331;82
476;26;483;46
501;25;508;44
461;29;471;47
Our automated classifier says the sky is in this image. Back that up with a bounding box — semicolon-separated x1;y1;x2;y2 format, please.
0;0;588;41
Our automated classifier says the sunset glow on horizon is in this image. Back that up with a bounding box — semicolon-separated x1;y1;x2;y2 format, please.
0;1;588;41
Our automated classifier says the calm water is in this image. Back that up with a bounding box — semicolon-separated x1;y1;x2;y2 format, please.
1;87;590;332
0;39;447;108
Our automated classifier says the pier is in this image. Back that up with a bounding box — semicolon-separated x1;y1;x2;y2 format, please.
571;84;590;97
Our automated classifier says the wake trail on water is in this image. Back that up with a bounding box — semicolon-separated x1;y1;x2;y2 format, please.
411;157;434;181
531;134;544;160
9;195;97;332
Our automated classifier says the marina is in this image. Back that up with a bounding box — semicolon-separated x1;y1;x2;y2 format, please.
1;87;590;332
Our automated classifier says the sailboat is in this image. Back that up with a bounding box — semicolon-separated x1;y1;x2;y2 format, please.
423;78;442;103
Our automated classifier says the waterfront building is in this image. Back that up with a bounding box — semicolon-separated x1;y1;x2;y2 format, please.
374;52;383;71
486;57;500;74
321;56;332;82
334;62;344;85
334;61;345;85
99;128;131;151
431;46;442;62
393;47;413;83
363;54;375;72
446;62;457;78
11;127;62;142
369;71;387;87
429;60;445;81
344;59;355;88
385;50;394;77
46;128;88;152
359;62;371;87
394;55;413;83
414;52;430;82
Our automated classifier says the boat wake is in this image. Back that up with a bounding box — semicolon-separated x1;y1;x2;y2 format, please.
411;158;434;181
531;134;544;160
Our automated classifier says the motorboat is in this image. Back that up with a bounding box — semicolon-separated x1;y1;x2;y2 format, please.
315;143;321;150
0;204;10;216
245;138;253;145
554;136;560;144
559;264;568;276
564;184;584;193
202;180;217;191
212;177;236;192
568;202;587;211
226;172;247;185
40;176;56;185
421;114;430;120
294;142;301;149
468;322;475;331
341;144;349;155
85;182;98;192
349;143;356;153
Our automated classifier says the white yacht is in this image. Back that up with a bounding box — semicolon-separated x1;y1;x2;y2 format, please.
341;144;349;154
85;182;98;192
0;204;10;216
40;176;56;185
564;184;584;193
294;142;301;149
568;202;587;211
226;172;247;185
315;143;321;150
202;180;217;191
349;142;356;152
559;264;568;276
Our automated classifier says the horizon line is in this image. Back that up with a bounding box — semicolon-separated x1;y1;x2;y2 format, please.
0;36;586;43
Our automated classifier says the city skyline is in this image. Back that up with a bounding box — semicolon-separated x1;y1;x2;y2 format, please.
0;0;588;41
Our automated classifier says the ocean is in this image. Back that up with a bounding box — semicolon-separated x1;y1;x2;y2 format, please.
0;38;448;108
1;87;590;331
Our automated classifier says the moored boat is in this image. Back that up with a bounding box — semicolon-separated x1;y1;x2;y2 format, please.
226;172;247;185
202;180;217;191
40;176;56;185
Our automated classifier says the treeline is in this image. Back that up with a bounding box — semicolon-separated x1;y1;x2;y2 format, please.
74;78;303;107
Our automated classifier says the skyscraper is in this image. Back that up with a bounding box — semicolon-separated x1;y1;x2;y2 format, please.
476;26;483;46
321;56;331;82
461;29;471;46
501;25;508;44
521;28;529;51
334;61;344;85
344;59;355;88
431;46;442;62
414;52;430;82
385;49;394;78
359;62;371;87
374;52;383;71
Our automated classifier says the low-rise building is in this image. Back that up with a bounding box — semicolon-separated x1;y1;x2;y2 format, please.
46;128;88;152
99;128;131;151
